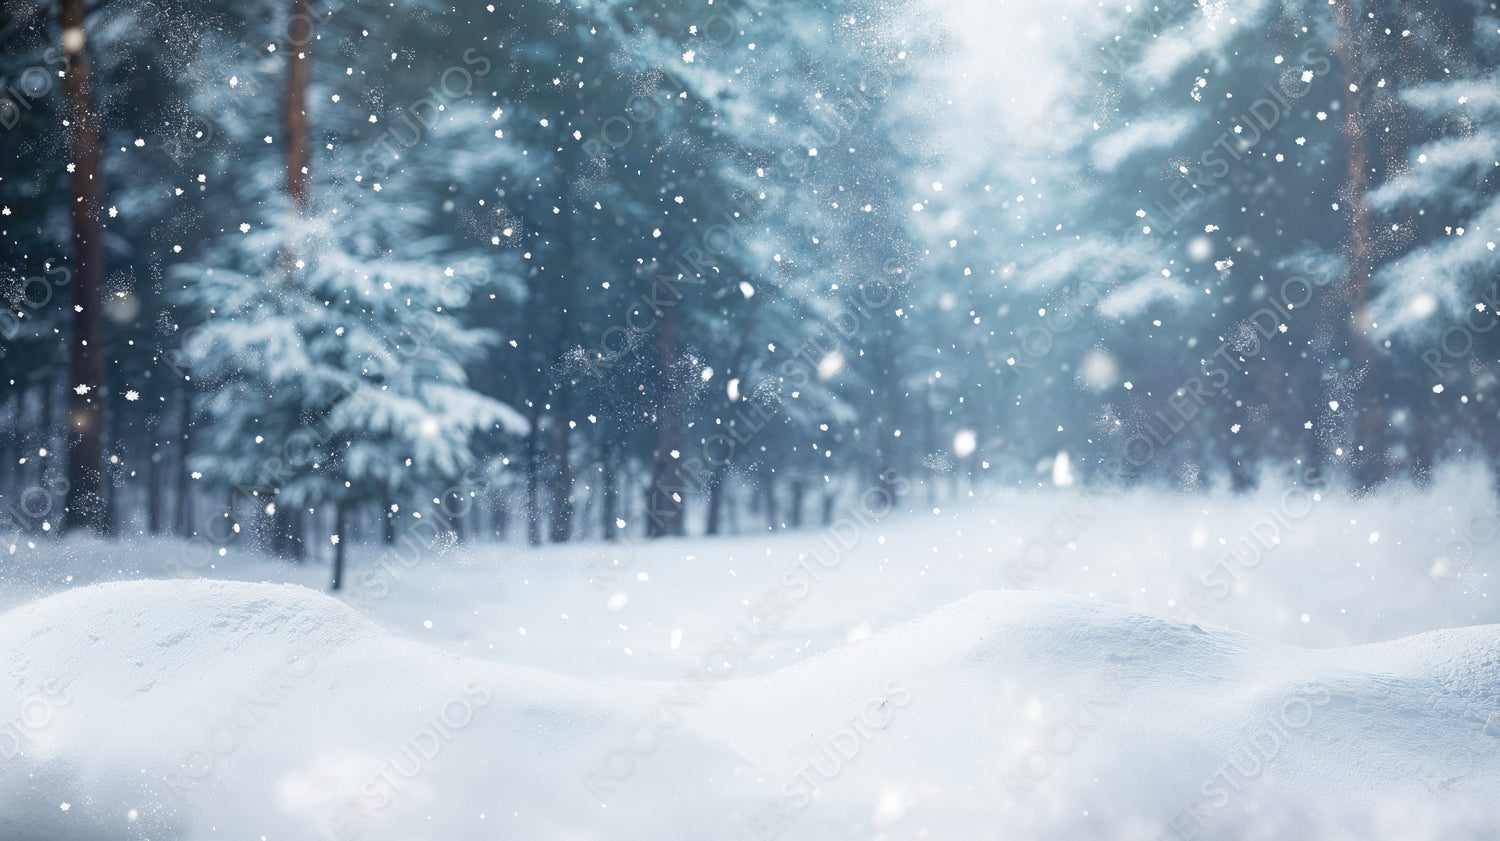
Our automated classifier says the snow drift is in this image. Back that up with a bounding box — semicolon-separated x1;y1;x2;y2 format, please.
1;579;1497;840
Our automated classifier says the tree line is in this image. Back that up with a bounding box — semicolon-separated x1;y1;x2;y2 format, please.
4;0;1500;588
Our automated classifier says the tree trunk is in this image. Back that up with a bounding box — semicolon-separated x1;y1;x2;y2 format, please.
40;376;54;497
762;469;776;531
705;470;726;536
450;494;466;542
283;0;312;211
147;449;164;534
290;506;307;561
645;310;686;538
0;390;16;503
600;440;619;541
704;305;759;538
175;385;193;535
270;503;289;557
492;493;509;541
1331;0;1401;484
549;395;573;542
525;421;542;545
58;0;109;535
330;503;346;591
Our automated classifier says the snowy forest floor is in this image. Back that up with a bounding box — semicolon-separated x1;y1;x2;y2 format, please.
2;465;1499;839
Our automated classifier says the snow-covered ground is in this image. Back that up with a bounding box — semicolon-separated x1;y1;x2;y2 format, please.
2;465;1498;839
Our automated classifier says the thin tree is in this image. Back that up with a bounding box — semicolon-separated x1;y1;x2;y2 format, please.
58;0;109;535
276;0;315;565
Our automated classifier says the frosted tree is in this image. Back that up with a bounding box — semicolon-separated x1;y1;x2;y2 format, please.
961;0;1350;486
170;0;527;585
173;199;527;587
1361;4;1500;465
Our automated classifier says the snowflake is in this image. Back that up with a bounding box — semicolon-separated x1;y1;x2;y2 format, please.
73;384;90;395
124;390;140;401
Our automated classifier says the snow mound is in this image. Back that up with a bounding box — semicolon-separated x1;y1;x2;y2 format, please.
0;579;757;841
3;582;1498;840
707;591;1499;837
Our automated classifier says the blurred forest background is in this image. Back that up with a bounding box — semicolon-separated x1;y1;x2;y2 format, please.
3;0;1500;582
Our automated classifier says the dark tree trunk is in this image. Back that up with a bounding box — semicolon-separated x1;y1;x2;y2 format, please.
40;377;54;496
271;503;290;557
705;471;726;536
788;481;805;529
272;504;306;561
59;0;109;535
549;396;573;543
175;387;193;536
762;469;776;531
1331;0;1409;484
147;449;164;534
704;306;759;538
283;0;312;211
600;440;619;541
0;391;16;503
492;493;509;541
290;507;307;561
525;422;542;545
645;310;686;538
330;503;346;591
450;494;466;542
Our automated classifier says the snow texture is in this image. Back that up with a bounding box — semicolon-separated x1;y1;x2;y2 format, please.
2;576;1496;840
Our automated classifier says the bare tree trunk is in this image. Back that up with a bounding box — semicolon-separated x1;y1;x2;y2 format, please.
600;439;619;541
1331;0;1406;483
705;475;726;536
330;503;346;591
175;386;193;535
59;0;109;535
492;493;509;541
39;376;54;494
147;449;164;534
549;392;573;542
548;151;584;543
704;306;758;537
645;310;686;538
525;421;542;545
0;390;16;503
284;0;312;212
762;469;776;531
